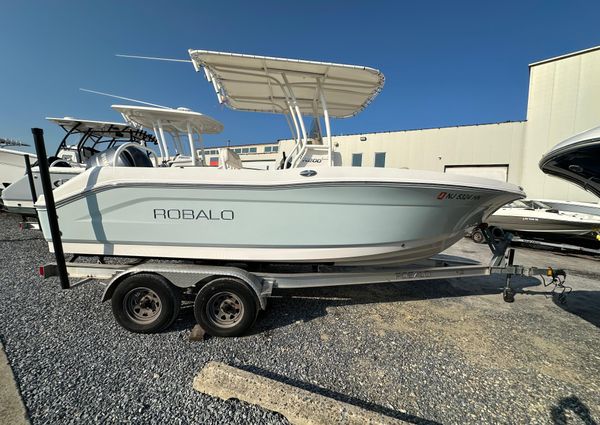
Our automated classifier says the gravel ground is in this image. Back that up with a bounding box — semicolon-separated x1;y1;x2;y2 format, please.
1;211;599;424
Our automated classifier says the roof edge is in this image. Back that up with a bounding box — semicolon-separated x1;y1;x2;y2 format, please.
529;44;600;68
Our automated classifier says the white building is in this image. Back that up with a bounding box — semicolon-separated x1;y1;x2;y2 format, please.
204;45;600;203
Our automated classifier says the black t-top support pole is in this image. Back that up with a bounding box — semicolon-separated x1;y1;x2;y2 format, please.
31;128;70;289
24;154;37;203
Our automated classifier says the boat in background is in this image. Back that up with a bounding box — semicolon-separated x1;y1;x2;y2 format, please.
534;199;600;219
488;200;600;235
35;50;525;265
112;104;224;167
0;138;36;201
539;125;600;198
1;118;157;215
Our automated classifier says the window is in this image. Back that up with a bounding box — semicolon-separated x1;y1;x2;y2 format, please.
352;153;362;167
374;152;386;168
249;147;257;153
234;148;242;154
272;146;278;153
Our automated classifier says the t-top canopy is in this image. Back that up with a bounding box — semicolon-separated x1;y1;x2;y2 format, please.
46;117;137;134
188;49;385;118
111;105;224;134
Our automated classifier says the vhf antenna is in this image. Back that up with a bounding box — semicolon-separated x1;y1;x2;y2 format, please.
79;88;172;109
116;54;192;63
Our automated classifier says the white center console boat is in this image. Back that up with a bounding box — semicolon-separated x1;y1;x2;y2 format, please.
34;50;525;266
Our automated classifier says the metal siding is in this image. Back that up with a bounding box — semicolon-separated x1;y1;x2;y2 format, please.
522;49;600;202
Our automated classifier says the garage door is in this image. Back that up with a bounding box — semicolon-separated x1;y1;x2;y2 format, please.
444;165;509;182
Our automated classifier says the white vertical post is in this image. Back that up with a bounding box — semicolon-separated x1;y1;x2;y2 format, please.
157;120;170;159
152;124;165;159
198;133;205;166
186;122;198;166
282;74;307;168
317;80;333;167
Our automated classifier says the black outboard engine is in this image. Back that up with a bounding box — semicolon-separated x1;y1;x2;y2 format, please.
86;145;154;168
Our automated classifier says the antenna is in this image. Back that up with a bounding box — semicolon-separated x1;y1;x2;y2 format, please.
116;54;192;63
0;137;29;147
79;88;171;109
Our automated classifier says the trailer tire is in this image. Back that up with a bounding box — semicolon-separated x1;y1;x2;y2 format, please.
471;229;485;244
111;273;181;333
194;278;258;337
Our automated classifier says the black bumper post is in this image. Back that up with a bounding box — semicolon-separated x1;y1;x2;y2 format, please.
31;128;70;289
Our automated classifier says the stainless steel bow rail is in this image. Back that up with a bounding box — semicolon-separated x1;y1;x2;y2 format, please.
31;128;569;337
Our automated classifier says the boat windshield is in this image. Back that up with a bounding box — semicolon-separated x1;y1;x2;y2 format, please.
529;200;552;210
505;200;530;209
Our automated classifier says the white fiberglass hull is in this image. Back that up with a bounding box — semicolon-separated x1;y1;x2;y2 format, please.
36;166;524;265
1;167;83;215
0;148;36;193
488;209;600;235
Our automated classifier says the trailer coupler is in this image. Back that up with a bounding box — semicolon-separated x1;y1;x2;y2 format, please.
501;265;570;304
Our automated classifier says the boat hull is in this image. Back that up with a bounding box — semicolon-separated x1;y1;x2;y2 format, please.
36;167;523;265
488;214;599;235
0;148;36;195
1;167;83;215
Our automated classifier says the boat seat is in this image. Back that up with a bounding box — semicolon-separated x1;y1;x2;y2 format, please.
219;148;243;169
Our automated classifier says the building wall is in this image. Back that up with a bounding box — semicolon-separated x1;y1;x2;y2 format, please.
521;47;600;202
331;122;526;184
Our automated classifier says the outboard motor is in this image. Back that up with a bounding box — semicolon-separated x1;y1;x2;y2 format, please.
86;145;154;168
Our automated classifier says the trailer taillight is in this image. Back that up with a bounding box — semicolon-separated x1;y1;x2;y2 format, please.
39;265;45;277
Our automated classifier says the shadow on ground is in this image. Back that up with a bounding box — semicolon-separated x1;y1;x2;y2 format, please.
171;272;598;333
169;275;547;334
551;395;598;425
553;291;600;328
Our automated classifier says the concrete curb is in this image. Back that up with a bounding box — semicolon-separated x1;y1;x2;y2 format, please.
193;361;407;425
0;341;29;425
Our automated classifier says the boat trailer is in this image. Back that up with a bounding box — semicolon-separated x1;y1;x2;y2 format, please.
32;127;569;337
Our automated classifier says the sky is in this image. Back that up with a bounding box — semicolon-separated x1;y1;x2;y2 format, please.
1;0;600;153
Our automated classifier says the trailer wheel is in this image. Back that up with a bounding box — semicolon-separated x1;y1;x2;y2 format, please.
503;287;515;303
111;273;181;333
194;278;258;337
471;229;485;244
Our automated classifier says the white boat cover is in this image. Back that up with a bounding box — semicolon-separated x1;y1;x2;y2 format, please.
112;105;224;135
46;117;135;133
188;50;385;118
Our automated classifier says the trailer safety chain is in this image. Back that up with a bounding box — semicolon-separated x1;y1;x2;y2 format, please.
540;268;571;304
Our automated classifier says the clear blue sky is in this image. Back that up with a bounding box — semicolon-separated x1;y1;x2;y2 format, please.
1;1;600;153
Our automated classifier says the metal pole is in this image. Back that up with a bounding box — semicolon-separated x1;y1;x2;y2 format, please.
31;128;70;289
24;155;37;203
